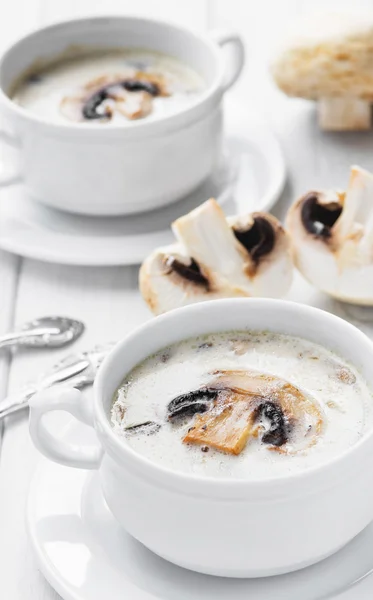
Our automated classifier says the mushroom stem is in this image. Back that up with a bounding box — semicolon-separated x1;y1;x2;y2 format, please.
172;199;253;293
362;211;373;255
173;200;244;276
318;97;371;131
336;166;373;249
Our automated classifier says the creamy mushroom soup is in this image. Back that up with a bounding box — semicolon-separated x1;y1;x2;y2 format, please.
10;48;205;125
111;331;373;479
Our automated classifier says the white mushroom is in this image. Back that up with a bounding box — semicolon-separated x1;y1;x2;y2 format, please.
271;13;373;130
286;165;373;304
139;199;293;315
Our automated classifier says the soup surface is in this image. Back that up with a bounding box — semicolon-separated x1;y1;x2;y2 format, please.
111;331;373;479
11;48;205;125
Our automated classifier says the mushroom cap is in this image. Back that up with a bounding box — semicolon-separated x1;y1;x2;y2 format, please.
271;13;373;100
140;199;293;315
286;166;373;304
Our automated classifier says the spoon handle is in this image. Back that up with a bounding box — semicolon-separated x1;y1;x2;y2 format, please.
0;331;25;349
0;388;36;419
0;356;92;421
0;328;58;350
0;344;111;421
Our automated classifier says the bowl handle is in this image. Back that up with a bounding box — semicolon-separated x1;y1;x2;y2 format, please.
210;30;245;92
29;387;103;469
0;129;22;186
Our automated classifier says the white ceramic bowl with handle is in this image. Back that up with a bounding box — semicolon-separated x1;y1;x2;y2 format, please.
29;299;373;577
0;16;244;215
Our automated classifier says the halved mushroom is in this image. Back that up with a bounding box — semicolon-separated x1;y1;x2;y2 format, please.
182;369;324;455
271;13;373;130
139;244;243;315
286;165;373;304
139;199;293;315
60;71;168;122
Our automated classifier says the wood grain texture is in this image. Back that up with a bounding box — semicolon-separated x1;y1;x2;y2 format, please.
1;1;373;599
0;262;149;599
0;252;19;424
0;1;208;597
0;0;42;438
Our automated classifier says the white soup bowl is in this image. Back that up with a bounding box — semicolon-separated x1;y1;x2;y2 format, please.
0;16;244;215
29;299;373;577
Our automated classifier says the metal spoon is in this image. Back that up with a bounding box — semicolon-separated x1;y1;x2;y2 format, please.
0;343;113;420
0;316;84;350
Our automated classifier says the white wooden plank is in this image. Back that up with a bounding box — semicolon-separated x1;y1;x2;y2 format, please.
0;251;19;419
0;0;42;443
0;0;43;192
0;0;42;595
0;0;209;595
0;0;42;412
0;261;149;598
0;0;42;418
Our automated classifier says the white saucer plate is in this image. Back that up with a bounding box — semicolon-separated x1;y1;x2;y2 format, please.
0;102;285;266
28;420;373;600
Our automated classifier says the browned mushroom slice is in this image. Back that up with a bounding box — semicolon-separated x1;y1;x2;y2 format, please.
183;369;323;455
116;90;153;120
212;369;323;436
183;392;291;455
131;71;170;97
60;71;168;122
184;392;257;455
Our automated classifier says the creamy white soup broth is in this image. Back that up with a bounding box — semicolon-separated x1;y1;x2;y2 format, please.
111;331;373;480
11;48;205;125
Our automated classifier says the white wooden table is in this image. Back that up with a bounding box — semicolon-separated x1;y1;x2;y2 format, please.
2;0;373;598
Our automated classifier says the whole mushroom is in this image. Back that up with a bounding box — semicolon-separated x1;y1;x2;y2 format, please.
286;165;373;304
271;13;373;130
140;198;293;315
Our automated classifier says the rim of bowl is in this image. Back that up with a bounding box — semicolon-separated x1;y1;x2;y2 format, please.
94;298;373;491
0;15;226;136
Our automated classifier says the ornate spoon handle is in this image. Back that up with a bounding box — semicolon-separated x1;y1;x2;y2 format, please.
0;358;90;421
